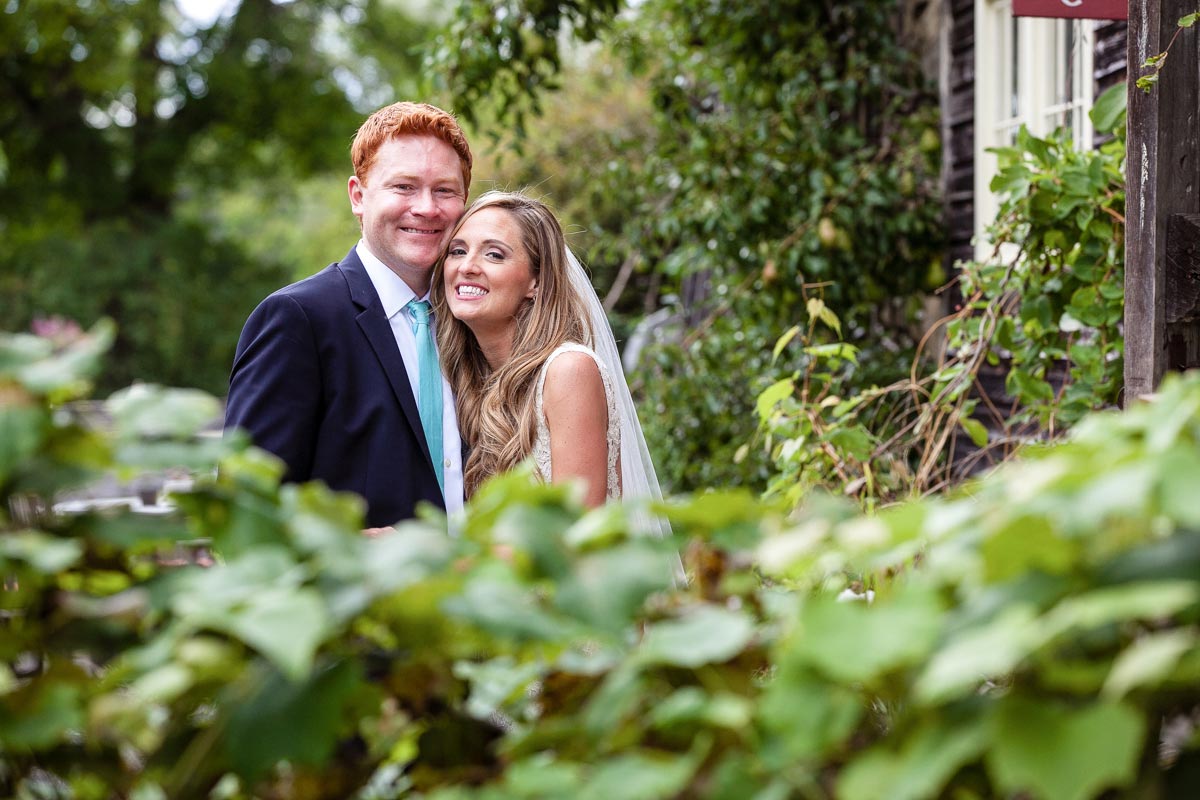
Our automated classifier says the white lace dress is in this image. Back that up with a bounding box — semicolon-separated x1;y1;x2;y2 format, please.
532;343;621;499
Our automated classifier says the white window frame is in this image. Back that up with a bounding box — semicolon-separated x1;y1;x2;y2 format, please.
973;0;1095;256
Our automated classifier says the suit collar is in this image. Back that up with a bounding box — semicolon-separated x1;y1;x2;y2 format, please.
355;240;428;319
338;246;382;311
338;247;441;496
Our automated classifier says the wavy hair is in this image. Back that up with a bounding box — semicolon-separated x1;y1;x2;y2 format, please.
432;191;592;497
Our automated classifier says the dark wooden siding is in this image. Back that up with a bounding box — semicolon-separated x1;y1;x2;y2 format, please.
1094;19;1128;95
944;0;976;273
1093;19;1128;147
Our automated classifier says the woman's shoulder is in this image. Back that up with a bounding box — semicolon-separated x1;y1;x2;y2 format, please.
543;345;605;394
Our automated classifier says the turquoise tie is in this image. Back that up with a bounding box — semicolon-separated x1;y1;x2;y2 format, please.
406;299;444;493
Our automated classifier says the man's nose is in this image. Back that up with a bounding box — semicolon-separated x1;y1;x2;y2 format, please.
411;188;438;215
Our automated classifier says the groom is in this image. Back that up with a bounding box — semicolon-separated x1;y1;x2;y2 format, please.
225;101;472;527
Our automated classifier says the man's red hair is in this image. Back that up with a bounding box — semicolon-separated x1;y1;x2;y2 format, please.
351;102;473;190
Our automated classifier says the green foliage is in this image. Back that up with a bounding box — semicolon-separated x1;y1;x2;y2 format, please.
426;0;621;138
756;86;1127;510
754;298;907;511
945;87;1126;432
1;217;292;395
6;313;1200;796
1136;8;1200;92
432;0;945;494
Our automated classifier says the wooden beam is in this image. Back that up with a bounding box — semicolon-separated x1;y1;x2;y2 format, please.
1124;0;1200;402
1165;214;1200;323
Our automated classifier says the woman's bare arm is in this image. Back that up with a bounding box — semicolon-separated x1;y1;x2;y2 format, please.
542;351;610;508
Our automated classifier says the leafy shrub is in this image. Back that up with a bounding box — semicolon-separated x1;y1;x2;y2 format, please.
756;85;1127;511
5;315;1200;798
945;83;1127;433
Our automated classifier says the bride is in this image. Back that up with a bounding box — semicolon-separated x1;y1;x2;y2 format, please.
431;190;665;516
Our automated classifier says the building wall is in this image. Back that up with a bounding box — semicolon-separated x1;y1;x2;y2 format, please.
942;4;1126;270
943;0;977;273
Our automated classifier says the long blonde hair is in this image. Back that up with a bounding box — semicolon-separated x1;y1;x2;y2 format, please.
432;191;592;497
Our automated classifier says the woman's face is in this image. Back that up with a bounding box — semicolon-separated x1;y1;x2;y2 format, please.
443;207;538;340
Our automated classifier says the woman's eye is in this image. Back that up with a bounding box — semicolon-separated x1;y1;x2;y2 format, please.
486;250;504;260
447;246;466;257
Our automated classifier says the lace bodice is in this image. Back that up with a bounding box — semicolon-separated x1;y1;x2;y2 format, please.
533;343;621;499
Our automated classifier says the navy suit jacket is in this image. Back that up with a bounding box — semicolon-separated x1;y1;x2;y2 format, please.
225;247;444;527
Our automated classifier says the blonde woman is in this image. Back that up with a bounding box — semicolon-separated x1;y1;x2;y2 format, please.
431;191;663;512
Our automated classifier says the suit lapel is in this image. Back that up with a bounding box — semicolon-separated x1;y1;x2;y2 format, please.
338;249;435;470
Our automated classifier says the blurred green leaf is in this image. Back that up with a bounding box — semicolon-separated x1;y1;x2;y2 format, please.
987;697;1143;800
958;416;989;448
0;681;84;749
915;605;1045;704
555;544;675;632
981;515;1077;582
0;530;83;573
1102;628;1199;699
578;748;702;800
839;716;989;800
108;384;222;439
637;605;756;668
758;672;862;764
0;404;46;485
793;587;943;684
222;660;366;780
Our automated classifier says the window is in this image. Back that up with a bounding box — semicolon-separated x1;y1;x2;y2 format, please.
974;0;1094;253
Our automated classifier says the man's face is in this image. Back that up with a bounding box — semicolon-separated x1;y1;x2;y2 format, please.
348;135;467;294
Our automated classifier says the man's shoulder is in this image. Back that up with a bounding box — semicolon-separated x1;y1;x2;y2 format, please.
272;261;347;300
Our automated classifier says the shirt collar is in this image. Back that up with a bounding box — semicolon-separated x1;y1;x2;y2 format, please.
356;240;428;319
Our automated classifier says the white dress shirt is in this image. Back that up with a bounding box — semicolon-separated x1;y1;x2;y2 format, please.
356;241;465;517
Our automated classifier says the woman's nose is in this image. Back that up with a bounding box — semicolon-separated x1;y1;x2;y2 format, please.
458;251;481;273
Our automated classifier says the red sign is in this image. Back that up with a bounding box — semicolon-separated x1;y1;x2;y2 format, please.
1012;0;1127;19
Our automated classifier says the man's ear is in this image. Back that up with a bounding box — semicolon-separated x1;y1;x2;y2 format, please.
347;175;365;216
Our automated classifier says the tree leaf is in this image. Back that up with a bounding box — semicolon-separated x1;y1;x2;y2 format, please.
839;715;989;800
650;687;753;732
758;672;862;764
107;384;222;440
915;605;1046;704
0;405;45;486
0;531;83;574
793;587;943;684
215;587;331;682
1102;629;1198;699
959;416;989;448
503;754;584;796
0;681;84;749
1042;581;1200;641
756;378;795;422
637;605;755;668
555;545;676;632
578;749;700;800
987;697;1143;800
223;659;366;780
981;515;1077;582
772;325;801;364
